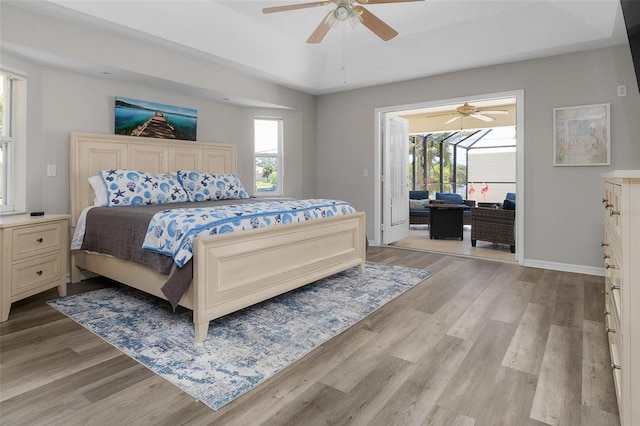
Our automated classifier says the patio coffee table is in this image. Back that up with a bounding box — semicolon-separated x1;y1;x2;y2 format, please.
429;203;469;240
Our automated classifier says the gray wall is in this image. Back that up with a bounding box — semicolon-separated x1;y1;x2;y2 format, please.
316;45;640;271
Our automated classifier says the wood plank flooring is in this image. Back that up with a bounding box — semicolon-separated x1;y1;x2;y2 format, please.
0;247;619;425
392;227;516;262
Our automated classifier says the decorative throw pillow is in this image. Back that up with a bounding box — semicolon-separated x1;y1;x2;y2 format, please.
99;170;188;207
177;171;250;201
503;199;516;210
88;175;108;207
409;199;429;210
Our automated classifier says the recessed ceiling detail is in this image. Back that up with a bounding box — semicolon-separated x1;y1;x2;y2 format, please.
3;0;628;95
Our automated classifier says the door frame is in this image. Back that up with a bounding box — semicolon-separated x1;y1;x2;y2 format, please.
373;89;525;264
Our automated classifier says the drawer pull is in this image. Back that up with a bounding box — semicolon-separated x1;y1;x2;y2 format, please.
36;270;43;276
601;242;609;247
603;254;610;260
605;263;617;270
604;203;613;209
609;210;620;216
36;238;44;243
602;198;608;204
611;284;621;291
612;363;621;370
606;328;616;334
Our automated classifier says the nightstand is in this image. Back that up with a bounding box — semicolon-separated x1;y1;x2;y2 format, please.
0;214;69;321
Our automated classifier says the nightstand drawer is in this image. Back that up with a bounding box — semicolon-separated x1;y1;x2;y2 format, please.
11;253;63;296
12;222;64;261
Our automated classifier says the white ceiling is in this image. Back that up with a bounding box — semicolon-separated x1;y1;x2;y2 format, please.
6;0;630;96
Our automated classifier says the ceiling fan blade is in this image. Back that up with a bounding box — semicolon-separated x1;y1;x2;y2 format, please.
426;112;457;118
307;11;333;44
354;6;398;41
478;110;508;115
263;1;330;14
471;113;495;122
444;116;460;124
358;0;424;4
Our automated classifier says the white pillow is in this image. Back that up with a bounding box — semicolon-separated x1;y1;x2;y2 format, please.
88;175;108;207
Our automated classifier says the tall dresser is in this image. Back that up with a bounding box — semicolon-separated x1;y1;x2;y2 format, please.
602;171;640;426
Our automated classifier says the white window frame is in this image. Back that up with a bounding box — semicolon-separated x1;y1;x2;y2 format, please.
0;68;27;214
254;117;283;197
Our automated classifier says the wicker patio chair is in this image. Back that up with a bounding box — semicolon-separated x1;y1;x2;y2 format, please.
470;207;516;253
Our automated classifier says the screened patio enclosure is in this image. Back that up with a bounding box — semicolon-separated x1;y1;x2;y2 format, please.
409;125;516;205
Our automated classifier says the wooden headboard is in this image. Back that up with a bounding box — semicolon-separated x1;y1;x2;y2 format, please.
69;132;237;228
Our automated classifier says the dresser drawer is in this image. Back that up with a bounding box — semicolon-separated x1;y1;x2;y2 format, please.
610;290;622;346
613;362;623;420
607;319;623;419
12;222;64;261
604;181;622;236
11;253;63;296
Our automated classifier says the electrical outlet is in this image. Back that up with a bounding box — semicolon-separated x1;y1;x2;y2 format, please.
47;164;56;177
618;85;627;97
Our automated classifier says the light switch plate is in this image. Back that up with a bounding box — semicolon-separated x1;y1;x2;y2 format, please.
618;85;627;97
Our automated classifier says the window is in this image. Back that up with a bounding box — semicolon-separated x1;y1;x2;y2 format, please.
467;127;516;204
409;126;515;202
254;118;283;196
0;69;26;214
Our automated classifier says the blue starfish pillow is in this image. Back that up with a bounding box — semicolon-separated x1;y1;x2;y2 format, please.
99;170;188;207
177;171;250;201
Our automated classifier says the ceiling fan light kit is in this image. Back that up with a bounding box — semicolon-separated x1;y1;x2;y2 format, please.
326;3;362;29
263;0;424;43
335;4;350;20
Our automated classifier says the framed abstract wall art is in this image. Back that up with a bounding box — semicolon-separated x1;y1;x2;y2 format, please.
115;97;197;141
553;103;610;166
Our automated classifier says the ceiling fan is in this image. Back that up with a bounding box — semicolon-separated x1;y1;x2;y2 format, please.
432;103;509;124
262;0;424;44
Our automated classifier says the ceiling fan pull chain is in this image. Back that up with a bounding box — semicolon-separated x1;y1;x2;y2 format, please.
342;25;347;84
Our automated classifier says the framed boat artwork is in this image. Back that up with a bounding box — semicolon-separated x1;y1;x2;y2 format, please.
115;97;197;141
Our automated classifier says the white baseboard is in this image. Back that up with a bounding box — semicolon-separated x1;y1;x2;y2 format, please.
375;243;606;277
523;258;605;276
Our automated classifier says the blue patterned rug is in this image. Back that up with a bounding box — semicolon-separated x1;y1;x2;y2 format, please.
48;262;431;410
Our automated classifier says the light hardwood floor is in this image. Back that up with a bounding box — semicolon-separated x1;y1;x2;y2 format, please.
0;247;618;425
391;227;516;262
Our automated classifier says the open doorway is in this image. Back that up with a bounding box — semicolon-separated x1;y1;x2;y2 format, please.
374;90;524;264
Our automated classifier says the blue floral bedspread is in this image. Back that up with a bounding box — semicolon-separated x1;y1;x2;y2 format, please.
142;199;356;267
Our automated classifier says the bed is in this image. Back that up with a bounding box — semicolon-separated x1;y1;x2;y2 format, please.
69;132;366;342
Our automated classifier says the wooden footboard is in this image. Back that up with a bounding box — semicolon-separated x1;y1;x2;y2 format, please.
72;212;366;342
192;212;366;342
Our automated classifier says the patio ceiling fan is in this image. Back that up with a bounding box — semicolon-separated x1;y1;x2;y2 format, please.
262;0;424;44
432;103;509;124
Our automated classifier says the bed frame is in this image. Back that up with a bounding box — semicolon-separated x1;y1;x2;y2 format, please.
69;132;366;342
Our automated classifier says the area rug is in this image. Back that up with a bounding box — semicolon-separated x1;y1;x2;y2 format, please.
48;262;431;410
